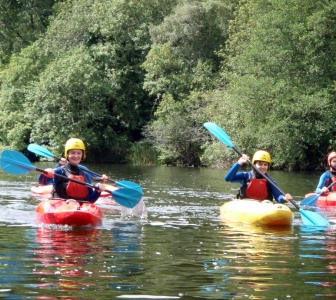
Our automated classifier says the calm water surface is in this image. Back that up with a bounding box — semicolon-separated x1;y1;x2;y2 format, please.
0;163;335;299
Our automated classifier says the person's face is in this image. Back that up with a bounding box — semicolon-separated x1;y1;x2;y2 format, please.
330;158;336;170
255;161;269;174
67;149;83;166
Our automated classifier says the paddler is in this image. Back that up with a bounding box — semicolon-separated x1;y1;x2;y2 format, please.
315;151;336;194
225;150;292;203
44;138;107;203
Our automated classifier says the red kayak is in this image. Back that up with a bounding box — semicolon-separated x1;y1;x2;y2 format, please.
305;192;336;208
31;184;115;197
35;199;103;226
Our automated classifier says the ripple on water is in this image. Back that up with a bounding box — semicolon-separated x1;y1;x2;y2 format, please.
0;168;335;299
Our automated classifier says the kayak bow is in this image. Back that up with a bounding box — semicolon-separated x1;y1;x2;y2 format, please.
35;199;103;227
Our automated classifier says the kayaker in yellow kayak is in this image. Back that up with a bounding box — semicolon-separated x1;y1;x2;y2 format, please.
44;138;107;203
225;150;292;203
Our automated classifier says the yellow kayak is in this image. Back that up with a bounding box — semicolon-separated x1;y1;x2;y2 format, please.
220;199;293;226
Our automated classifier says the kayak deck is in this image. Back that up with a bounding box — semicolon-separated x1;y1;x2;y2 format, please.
220;199;293;226
35;199;103;227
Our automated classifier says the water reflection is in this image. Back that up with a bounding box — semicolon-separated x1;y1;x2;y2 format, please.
299;225;336;297
30;223;145;299
34;227;102;291
316;207;336;226
200;223;294;299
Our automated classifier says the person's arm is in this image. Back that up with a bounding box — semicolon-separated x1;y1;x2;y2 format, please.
225;162;249;185
84;173;105;203
38;173;53;185
271;186;286;203
315;172;330;194
225;154;250;183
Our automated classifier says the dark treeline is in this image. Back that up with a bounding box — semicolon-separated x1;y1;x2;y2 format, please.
0;0;335;170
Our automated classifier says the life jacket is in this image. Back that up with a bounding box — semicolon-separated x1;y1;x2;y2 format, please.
238;170;273;201
63;167;89;199
327;171;336;191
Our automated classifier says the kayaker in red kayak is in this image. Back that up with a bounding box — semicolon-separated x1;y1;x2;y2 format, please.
225;150;292;203
315;151;336;194
44;138;106;203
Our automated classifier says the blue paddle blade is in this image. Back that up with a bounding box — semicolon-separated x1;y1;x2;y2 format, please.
204;122;234;148
299;209;330;226
27;144;55;159
115;180;143;193
109;188;142;208
300;194;320;206
1;150;35;174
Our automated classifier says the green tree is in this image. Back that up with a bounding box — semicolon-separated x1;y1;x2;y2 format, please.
0;43;49;150
0;0;178;161
142;0;236;165
0;0;55;66
26;47;119;160
211;0;336;170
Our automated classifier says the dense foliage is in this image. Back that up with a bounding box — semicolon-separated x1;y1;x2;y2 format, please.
0;0;335;169
217;0;336;170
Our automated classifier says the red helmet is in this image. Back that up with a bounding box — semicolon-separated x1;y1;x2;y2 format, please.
328;151;336;166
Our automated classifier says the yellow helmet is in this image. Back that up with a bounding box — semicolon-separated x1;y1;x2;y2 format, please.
64;138;86;159
252;150;271;164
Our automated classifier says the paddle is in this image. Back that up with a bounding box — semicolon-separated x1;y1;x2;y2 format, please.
27;143;142;193
301;181;336;206
0;150;142;209
204;121;330;226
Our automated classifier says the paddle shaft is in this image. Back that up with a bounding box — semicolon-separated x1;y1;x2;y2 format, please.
321;180;336;193
36;167;113;195
45;153;118;184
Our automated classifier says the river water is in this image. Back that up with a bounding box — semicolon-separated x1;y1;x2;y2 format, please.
0;162;335;299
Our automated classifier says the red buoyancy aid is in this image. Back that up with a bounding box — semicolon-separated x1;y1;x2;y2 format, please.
65;174;89;199
246;178;269;200
327;171;336;192
238;171;273;201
